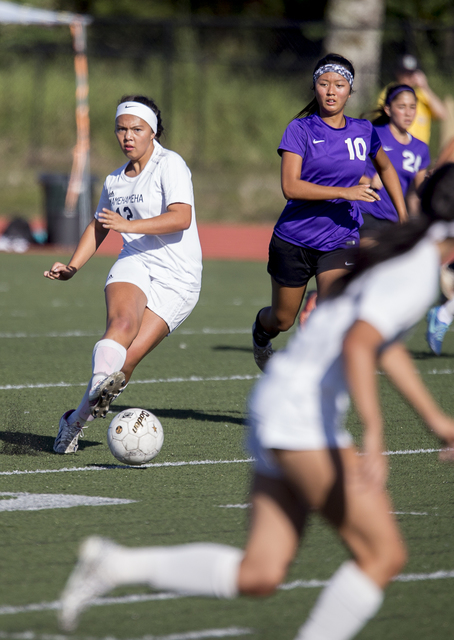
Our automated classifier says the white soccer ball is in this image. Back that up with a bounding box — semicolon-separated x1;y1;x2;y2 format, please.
107;408;164;466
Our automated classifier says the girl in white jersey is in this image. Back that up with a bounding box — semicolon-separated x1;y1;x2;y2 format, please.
44;95;202;454
60;165;454;639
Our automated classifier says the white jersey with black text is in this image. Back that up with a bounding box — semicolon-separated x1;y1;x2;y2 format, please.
96;141;202;291
249;236;440;466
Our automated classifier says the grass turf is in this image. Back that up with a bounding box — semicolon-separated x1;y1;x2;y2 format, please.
0;252;453;639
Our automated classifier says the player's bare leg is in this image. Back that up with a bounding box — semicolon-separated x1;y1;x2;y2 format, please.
315;268;348;300
122;308;169;383
253;279;306;371
275;447;406;639
238;473;308;595
88;282;148;416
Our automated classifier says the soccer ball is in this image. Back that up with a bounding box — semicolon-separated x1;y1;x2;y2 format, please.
107;408;164;466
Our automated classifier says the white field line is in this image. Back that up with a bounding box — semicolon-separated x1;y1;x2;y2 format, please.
0;627;253;640
279;569;454;591
0;458;255;477
218;505;432;517
219;503;252;509
392;511;430;516
0;446;444;478
1;570;453;618
427;369;454;375
0;374;260;392
0;328;251;339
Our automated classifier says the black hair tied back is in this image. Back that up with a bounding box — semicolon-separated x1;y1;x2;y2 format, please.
330;164;454;297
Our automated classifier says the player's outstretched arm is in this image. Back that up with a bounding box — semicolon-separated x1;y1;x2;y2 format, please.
379;341;454;456
44;218;108;281
343;320;388;488
372;147;408;223
98;203;192;236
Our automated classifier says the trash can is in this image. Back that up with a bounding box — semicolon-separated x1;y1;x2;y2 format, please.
39;173;96;245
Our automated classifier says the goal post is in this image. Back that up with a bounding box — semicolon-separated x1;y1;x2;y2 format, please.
0;1;92;238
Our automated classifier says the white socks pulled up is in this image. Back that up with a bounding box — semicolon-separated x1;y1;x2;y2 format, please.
69;338;127;425
294;561;383;640
104;542;243;599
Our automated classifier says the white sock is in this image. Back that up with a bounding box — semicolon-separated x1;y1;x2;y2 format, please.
68;387;95;425
69;339;127;424
106;543;243;598
294;561;384;640
91;339;127;389
438;300;454;325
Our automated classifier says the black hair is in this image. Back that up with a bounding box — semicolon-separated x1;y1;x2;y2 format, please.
293;53;355;120
330;163;454;297
362;83;417;126
118;95;164;139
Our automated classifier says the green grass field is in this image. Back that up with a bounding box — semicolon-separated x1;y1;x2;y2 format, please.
0;252;453;639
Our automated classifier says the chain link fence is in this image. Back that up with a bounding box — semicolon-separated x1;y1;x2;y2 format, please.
0;16;453;225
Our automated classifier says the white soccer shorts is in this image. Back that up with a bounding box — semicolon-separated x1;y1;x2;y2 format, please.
105;254;200;333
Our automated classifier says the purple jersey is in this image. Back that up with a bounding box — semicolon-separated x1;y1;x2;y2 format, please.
360;125;430;222
275;114;381;251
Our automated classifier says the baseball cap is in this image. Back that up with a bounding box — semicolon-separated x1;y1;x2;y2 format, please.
396;54;419;73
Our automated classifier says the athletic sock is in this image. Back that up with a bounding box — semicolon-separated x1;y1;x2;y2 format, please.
437;298;454;325
91;339;127;389
105;543;243;599
294;561;384;640
69;339;127;424
67;388;94;426
253;310;280;347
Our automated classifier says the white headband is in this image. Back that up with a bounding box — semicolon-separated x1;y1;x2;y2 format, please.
427;221;454;242
313;64;354;88
115;102;158;133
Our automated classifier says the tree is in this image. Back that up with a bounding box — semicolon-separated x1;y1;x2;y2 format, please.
324;0;386;110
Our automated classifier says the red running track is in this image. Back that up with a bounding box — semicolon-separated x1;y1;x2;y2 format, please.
0;218;273;261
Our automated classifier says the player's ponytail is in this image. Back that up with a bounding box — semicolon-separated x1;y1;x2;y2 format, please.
330;163;454;297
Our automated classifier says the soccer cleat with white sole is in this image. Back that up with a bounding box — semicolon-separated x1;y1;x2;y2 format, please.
53;410;86;454
59;536;118;631
89;371;126;418
252;322;274;372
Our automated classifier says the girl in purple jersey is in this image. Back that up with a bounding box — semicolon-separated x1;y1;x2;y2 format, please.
252;53;407;371
360;84;430;242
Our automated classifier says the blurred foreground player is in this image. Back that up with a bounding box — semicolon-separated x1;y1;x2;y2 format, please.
59;165;454;639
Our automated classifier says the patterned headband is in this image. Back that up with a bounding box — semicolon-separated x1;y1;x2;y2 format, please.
313;64;354;88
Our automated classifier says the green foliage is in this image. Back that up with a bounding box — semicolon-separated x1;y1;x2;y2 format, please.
0;50;307;223
52;0;328;19
386;0;454;22
0;16;451;224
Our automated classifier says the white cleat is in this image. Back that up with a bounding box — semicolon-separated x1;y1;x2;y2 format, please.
53;410;86;454
89;371;126;419
59;536;118;631
252;323;274;372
